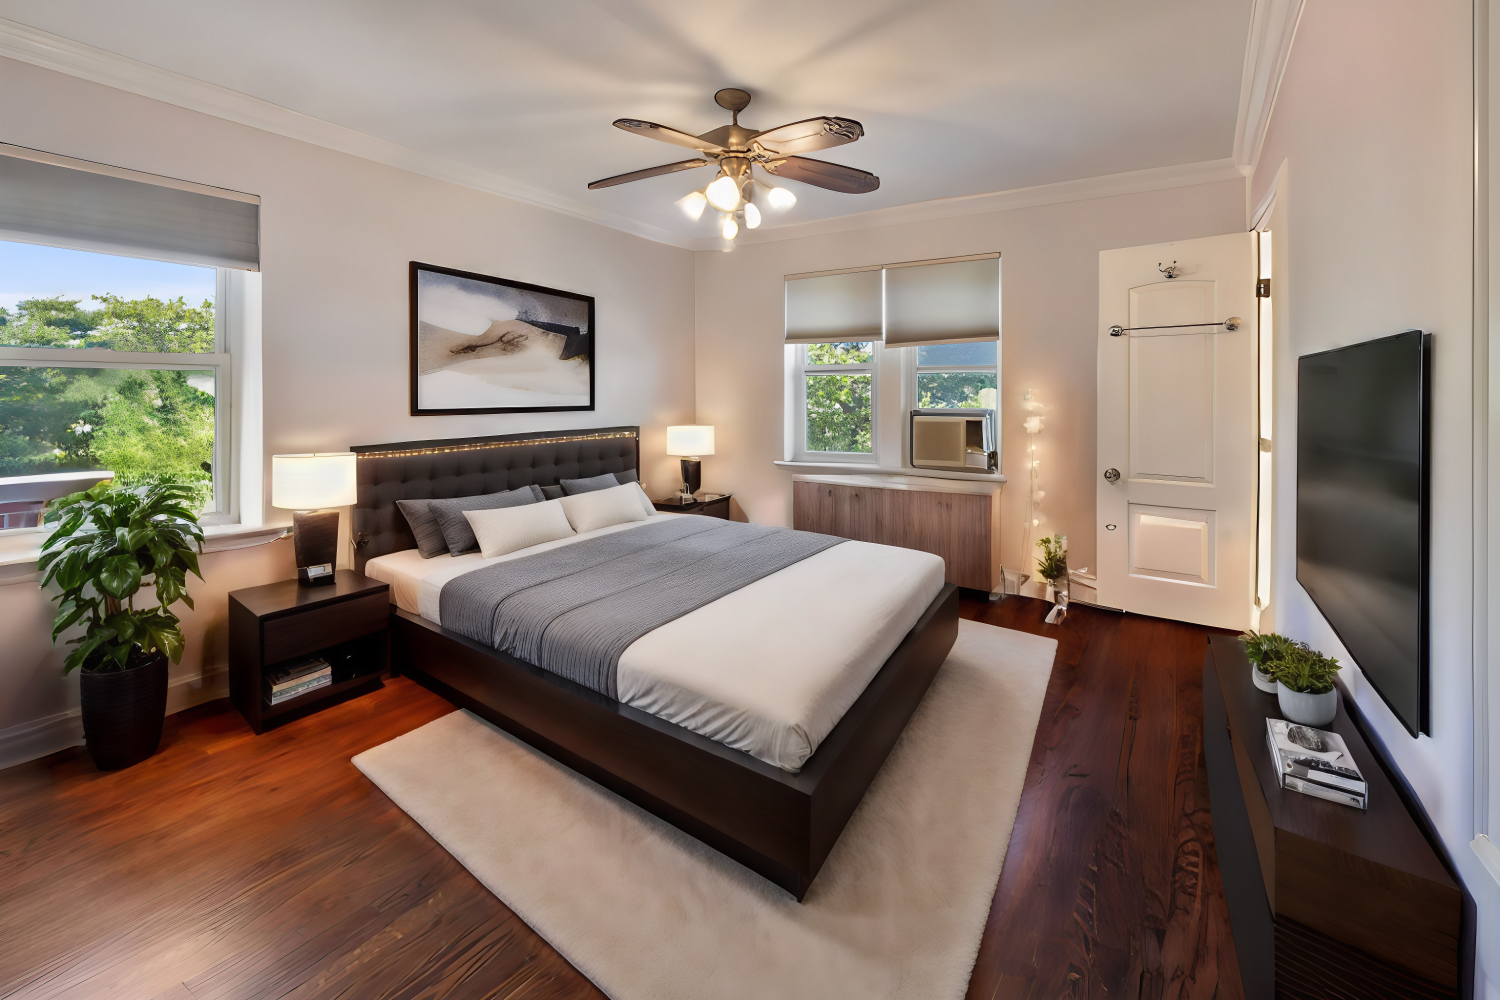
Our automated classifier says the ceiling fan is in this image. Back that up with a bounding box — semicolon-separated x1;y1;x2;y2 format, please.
587;88;879;239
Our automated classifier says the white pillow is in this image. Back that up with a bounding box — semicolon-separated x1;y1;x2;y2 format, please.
464;499;575;558
633;482;656;517
559;482;650;533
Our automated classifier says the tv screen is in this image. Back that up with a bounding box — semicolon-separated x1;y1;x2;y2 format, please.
1296;330;1430;736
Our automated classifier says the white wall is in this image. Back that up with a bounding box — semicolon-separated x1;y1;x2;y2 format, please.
693;179;1246;578
1250;0;1491;987
0;55;696;761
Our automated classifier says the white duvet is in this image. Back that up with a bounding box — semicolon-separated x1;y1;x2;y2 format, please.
365;514;946;771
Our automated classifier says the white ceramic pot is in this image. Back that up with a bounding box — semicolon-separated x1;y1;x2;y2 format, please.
1251;665;1278;694
1277;682;1337;727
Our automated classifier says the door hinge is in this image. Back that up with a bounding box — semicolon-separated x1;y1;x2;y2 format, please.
1256;278;1271;298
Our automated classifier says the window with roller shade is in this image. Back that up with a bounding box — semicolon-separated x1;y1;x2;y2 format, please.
0;145;260;525
784;255;999;469
785;268;882;459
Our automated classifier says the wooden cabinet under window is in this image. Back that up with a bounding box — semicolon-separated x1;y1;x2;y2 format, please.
791;474;1003;593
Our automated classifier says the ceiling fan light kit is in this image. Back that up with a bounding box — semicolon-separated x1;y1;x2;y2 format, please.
588;87;877;240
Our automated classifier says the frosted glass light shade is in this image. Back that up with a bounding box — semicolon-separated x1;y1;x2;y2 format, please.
271;453;357;509
705;174;742;212
666;425;715;457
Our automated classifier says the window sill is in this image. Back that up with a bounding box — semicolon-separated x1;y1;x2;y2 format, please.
0;522;286;586
774;460;1006;483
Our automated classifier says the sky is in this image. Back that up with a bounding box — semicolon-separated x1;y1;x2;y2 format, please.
0;239;216;314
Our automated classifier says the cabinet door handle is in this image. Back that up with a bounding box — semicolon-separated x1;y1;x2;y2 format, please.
1103;468;1121;484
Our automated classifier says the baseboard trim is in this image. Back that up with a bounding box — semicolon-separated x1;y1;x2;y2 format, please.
166;664;229;716
0;709;82;770
0;666;230;770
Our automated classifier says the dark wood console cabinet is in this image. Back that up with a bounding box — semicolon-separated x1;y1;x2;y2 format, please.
1203;635;1461;998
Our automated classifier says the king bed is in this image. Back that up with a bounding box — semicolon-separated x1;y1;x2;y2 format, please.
353;426;959;899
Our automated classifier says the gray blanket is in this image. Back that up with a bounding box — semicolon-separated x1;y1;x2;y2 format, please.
439;517;846;698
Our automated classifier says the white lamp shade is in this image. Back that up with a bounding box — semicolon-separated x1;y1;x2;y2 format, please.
271;453;357;509
666;425;715;457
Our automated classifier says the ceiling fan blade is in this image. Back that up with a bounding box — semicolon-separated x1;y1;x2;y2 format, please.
613;119;726;155
587;158;713;190
752;117;864;156
761;156;880;194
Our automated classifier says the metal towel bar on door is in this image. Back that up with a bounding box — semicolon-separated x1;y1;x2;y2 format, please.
1107;317;1241;337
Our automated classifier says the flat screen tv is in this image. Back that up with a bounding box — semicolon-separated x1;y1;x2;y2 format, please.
1297;330;1430;736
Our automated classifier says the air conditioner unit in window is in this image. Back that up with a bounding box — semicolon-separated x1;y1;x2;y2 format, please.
910;409;996;471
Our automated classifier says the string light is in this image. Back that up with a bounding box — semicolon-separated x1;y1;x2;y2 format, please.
1021;388;1047;589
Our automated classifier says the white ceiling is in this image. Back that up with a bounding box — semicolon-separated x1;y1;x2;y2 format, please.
0;0;1253;244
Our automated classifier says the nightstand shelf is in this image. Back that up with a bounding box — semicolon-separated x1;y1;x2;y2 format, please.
653;493;732;518
229;571;391;734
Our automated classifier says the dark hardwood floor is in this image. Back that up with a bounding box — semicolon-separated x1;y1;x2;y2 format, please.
0;597;1244;999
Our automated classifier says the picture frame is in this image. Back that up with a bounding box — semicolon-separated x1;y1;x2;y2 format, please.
409;261;595;416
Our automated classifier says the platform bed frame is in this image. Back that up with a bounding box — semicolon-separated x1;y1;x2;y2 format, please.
353;427;959;899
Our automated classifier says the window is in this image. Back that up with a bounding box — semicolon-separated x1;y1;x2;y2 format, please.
784;254;1000;473
0;239;230;519
0;143;261;528
914;340;998;420
797;341;876;456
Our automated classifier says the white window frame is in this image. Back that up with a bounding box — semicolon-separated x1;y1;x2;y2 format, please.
906;344;1000;460
0;253;241;526
791;340;881;463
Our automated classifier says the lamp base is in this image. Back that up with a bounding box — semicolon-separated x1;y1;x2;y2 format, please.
292;509;339;586
679;457;702;498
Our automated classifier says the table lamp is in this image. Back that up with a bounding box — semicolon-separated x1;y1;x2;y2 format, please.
272;453;357;585
666;425;714;499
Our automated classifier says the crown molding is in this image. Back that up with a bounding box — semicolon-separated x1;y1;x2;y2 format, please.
1232;0;1306;173
0;14;1270;255
0;17;698;250
696;157;1247;250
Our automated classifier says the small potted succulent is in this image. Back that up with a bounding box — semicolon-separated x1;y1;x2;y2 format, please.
39;481;204;770
1271;645;1342;727
1241;630;1305;694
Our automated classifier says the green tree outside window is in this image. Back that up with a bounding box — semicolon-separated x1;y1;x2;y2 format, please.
0;295;216;487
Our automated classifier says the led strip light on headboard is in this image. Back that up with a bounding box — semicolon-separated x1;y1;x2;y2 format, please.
351;428;638;461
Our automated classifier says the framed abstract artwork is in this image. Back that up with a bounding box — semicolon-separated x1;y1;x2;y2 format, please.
409;261;595;415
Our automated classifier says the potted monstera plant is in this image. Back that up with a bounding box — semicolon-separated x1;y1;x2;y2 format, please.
39;481;204;770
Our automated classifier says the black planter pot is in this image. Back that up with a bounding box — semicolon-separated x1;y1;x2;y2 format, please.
79;651;169;770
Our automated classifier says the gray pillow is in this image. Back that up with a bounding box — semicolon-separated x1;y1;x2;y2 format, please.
396;498;449;559
560;473;625;495
539;484;565;500
613;468;639;485
428;485;544;555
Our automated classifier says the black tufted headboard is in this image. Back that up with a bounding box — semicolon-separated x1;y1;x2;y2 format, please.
350;426;640;572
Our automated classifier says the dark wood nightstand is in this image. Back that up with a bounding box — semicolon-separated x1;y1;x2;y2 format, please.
653;493;732;518
228;570;390;734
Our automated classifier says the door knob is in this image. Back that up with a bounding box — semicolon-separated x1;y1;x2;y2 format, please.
1103;468;1121;484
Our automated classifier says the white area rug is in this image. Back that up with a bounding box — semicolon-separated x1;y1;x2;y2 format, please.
354;619;1056;1000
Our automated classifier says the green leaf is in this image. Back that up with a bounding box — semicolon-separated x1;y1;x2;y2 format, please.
50;599;88;641
97;554;143;598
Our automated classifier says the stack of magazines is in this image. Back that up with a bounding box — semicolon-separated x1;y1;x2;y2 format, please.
267;657;332;705
1265;718;1367;810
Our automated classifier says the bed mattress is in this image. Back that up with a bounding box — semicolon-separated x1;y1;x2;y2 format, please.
365;515;946;771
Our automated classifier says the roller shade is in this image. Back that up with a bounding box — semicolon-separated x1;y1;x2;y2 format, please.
0;143;260;271
883;255;999;348
784;268;882;344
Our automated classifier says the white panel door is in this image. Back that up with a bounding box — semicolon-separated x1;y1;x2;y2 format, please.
1097;234;1257;630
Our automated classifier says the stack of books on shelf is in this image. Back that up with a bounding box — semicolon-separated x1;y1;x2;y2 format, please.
267;657;332;705
1265;718;1367;810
